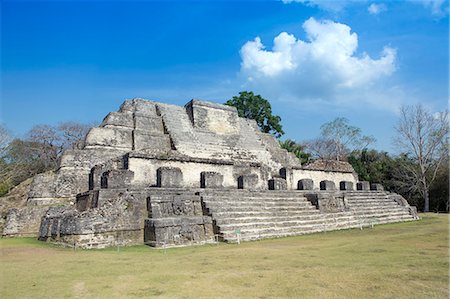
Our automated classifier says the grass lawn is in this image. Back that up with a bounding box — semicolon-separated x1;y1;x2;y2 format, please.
0;213;448;299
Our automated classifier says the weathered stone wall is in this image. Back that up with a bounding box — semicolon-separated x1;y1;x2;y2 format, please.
144;191;214;247
39;189;214;248
127;155;266;190
39;190;147;248
3;207;49;236
291;169;358;191
185;100;240;135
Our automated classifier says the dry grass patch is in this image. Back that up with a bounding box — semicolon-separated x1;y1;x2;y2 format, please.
1;213;448;298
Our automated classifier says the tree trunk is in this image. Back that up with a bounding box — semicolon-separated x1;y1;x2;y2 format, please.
424;189;430;212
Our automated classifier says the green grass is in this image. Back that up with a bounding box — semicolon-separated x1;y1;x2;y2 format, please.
1;214;448;298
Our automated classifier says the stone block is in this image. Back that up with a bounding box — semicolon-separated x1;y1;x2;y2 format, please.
340;181;354;191
317;194;347;213
268;178;287;190
370;183;384;191
133;131;171;152
84;127;132;150
200;172;224;188
100;170;134;189
148;194;202;218
134;115;164;133
157;167;183;188
298;179;314;190
100;112;134;128
320;180;336;191
357;181;370;191
54;169;89;197
144;216;214;247
28;172;56;198
134;99;157;116
237;174;259;190
3;207;49;237
185;100;239;135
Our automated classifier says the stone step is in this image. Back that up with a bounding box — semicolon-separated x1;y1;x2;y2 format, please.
202;195;310;201
347;199;397;205
214;213;355;225
223;219;413;243
203;197;311;205
204;200;313;208
221;222;360;240
351;210;413;218
346;197;392;202
348;203;401;208
205;205;318;213
215;211;413;232
349;206;406;213
349;204;404;210
352;212;412;220
345;193;389;196
221;216;416;242
205;205;317;213
200;192;313;199
217;216;359;231
211;210;322;218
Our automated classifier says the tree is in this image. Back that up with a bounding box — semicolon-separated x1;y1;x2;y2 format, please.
27;125;61;169
279;139;311;164
0;121;92;196
0;125;11;154
304;117;375;161
0;125;12;195
225;91;284;138
394;104;448;212
57;122;91;150
348;149;391;183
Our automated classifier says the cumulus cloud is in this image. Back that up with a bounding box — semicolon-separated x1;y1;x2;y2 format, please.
239;18;397;110
368;3;387;15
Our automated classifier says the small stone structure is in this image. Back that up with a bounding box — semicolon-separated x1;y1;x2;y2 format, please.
2;98;418;248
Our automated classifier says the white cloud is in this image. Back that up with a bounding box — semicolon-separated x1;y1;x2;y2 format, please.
283;0;448;16
239;18;397;111
415;0;448;15
281;0;351;12
368;3;387;15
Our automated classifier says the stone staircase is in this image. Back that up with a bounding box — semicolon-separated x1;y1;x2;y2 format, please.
344;191;415;225
157;103;272;163
200;190;417;243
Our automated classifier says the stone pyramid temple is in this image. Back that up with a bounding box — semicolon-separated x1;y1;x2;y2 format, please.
3;99;418;248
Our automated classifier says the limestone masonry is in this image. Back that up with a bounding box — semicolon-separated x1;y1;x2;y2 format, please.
2;99;418;248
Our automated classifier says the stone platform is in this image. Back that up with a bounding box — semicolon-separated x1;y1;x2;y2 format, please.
2;98;418;248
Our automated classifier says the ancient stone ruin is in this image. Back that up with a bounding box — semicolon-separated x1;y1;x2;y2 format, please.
2;99;418;248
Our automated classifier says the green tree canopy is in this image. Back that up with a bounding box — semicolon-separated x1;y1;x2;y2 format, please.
279;139;311;165
225;91;284;138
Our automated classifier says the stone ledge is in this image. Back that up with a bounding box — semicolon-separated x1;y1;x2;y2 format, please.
147;216;212;227
126;152;261;167
185;99;237;113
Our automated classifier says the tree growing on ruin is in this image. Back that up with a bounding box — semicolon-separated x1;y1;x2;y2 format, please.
279;139;311;164
393;104;448;212
305;117;375;161
225;91;284;138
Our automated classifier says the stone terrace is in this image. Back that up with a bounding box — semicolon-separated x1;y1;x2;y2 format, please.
2;98;419;248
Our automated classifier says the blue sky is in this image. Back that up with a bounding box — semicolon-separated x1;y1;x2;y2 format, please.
1;0;448;152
